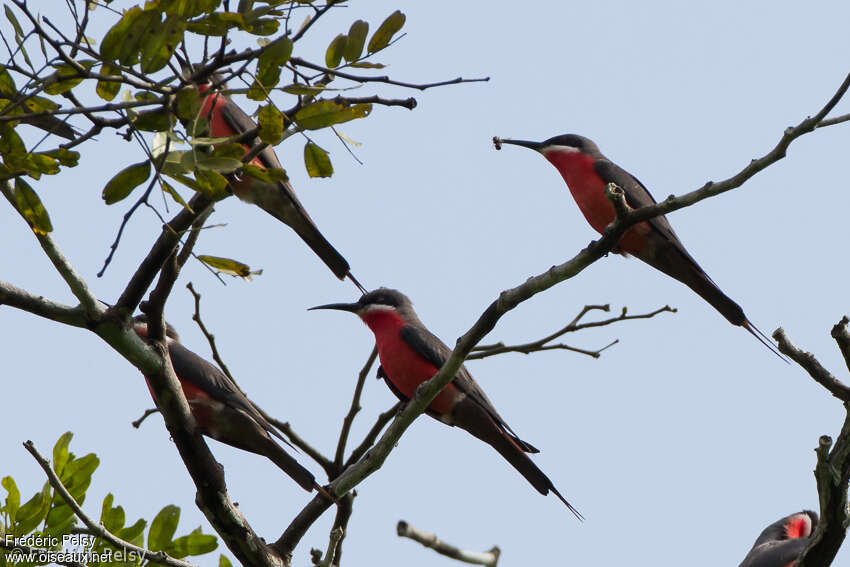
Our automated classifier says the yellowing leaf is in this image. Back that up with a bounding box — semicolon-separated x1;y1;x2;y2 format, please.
367;10;405;54
303;142;333;178
294;100;371;130
257;104;283;144
197;255;262;280
325;34;346;68
344;20;368;62
13;178;52;234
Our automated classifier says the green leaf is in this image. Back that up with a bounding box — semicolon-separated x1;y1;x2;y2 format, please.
194;168;230;200
219;555;233;567
101;7;159;66
294;100;371;130
141;14;187;73
4;6;22;38
97;62;122;101
14;483;50;535
248;36;292;100
325;33;346;68
257;104;283;144
175;87;202;121
63;453;99;502
2;476;20;524
148;505;180;552
187;11;246;36
102;161;151;204
246;18;278;36
344;20;368;62
196;156;243;173
349;61;386;69
367;10;405;54
12;178;52;234
116;518;147;546
0;65;16;94
281;84;325;96
53;432;73;478
303;142;333;178
44;148;79;167
211;143;246;160
133;108;174;132
100;493;125;533
43;61;95;95
160;181;193;211
167;533;218;558
242;163;287;183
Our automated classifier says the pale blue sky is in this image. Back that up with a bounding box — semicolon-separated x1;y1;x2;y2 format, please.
3;2;850;565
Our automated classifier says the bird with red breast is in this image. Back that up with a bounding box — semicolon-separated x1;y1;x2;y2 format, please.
311;288;581;518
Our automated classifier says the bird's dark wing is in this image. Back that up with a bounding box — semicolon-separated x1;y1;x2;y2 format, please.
594;158;710;271
167;341;291;446
738;539;809;567
399;325;538;453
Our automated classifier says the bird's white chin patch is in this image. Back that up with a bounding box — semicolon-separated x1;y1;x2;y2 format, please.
542;145;581;157
361;304;397;314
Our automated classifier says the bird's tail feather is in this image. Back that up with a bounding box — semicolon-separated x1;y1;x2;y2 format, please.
452;398;581;519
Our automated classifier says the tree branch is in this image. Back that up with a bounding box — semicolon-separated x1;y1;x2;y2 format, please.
2;181;100;318
772;320;850;567
468;304;675;360
334;347;378;467
23;440;197;567
397;520;500;567
0;279;85;326
773;328;850;402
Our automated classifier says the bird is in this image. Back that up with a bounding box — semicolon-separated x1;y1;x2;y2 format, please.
495;133;780;357
738;510;816;567
188;67;365;292
132;315;322;494
310;287;581;517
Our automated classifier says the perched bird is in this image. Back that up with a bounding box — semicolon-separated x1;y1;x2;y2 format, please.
310;288;580;517
495;134;779;356
133;316;320;494
738;510;816;567
190;69;364;292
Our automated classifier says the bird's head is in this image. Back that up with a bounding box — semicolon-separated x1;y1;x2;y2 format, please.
310;287;416;326
495;133;602;175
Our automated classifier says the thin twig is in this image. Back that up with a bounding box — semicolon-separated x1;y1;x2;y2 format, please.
773;328;850;402
397;520;500;567
468;304;675;360
334;347;378;467
23;440;197;567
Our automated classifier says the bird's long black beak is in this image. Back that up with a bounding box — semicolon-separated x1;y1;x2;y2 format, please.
493;137;544;152
309;302;361;313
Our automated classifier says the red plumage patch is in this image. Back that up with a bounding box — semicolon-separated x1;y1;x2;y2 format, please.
785;513;812;539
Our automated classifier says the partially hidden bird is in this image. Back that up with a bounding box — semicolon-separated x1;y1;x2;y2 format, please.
133;315;322;494
310;288;581;518
189;68;365;292
495;133;780;357
738;510;816;567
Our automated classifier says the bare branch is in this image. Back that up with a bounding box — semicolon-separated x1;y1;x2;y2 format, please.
23;440;198;567
335;347;378;466
469;304;675;360
131;407;160;428
0;279;85;326
397;520;500;567
830;316;850;374
290;57;489;91
773;328;850;402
